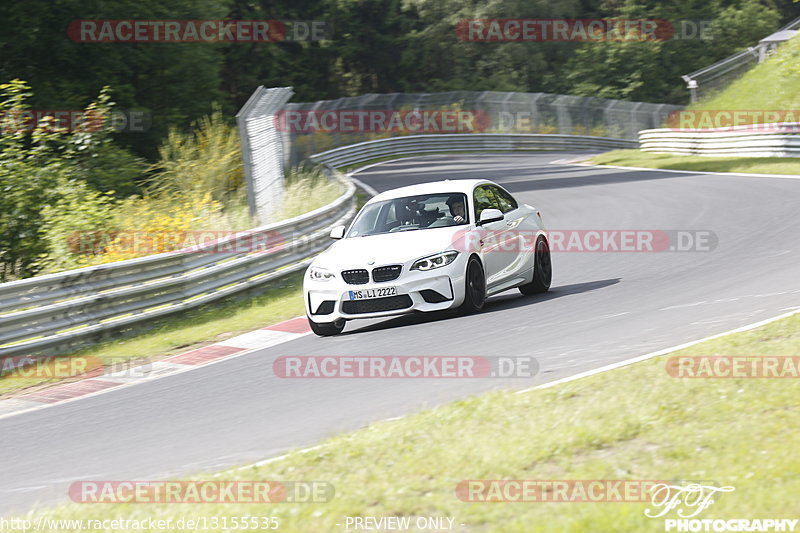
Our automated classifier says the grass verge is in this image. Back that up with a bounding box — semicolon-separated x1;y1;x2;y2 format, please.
279;168;345;220
589;150;800;176
0;272;305;398
689;34;800;111
17;312;800;532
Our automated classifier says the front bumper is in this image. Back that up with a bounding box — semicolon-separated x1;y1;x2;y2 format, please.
304;260;467;323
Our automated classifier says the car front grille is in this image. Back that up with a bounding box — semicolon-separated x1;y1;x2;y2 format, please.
341;269;369;284
372;265;402;282
341;295;413;314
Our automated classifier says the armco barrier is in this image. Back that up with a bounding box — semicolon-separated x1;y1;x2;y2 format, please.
0;175;356;359
308;133;637;168
639;123;800;157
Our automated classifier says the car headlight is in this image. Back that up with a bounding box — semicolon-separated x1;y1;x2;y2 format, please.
309;266;335;281
410;251;459;271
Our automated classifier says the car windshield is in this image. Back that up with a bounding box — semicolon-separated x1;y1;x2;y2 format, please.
347;193;469;237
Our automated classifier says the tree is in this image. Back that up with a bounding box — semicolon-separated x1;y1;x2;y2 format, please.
0;0;229;160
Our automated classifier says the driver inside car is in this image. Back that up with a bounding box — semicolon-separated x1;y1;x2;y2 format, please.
446;196;467;225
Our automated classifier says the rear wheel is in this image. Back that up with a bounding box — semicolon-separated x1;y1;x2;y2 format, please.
519;236;552;295
308;317;346;336
460;256;486;314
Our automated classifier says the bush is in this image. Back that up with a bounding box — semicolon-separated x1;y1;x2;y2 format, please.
34;107;246;270
79;142;148;198
37;180;116;272
0;80;148;279
147;108;243;206
75;192;224;266
4;82;341;277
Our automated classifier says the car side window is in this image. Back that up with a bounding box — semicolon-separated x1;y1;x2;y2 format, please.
473;186;497;221
490;186;517;213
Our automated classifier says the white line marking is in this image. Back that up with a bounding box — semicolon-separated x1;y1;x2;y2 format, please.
93;361;191;382
0;398;44;416
218;444;329;476
345;152;537;178
599;312;630;319
659;289;800;311
217;329;301;349
2;485;49;494
562;161;800;180
660;301;708;310
347;156;431;177
515;308;800;394
549;156;593;165
347;176;380;197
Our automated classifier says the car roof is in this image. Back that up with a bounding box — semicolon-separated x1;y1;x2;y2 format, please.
367;179;495;203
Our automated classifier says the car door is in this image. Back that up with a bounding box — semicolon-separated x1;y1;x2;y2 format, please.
488;184;529;279
473;185;515;287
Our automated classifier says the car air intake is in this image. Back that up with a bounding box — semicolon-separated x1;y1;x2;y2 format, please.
341;269;369;284
312;300;335;315
341;295;413;314
372;265;402;282
420;289;451;303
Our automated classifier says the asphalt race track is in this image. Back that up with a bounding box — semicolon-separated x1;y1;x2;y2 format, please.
2;152;799;515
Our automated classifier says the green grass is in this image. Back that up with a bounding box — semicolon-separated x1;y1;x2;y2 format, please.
0;272;305;398
587;35;800;177
690;33;800;111
17;312;800;532
590;150;800;175
279;168;345;220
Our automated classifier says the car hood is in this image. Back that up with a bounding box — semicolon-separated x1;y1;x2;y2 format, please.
314;226;465;268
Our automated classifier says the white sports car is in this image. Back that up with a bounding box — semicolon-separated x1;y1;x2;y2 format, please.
304;179;551;336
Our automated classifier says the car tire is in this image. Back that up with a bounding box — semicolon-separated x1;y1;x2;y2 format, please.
519;236;552;295
460;256;486;314
308;317;346;336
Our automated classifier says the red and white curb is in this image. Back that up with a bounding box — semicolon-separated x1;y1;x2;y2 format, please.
0;317;312;420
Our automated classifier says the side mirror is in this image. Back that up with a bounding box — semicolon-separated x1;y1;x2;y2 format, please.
329;225;346;240
479;208;504;225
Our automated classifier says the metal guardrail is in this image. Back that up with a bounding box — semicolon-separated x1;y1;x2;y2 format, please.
681;16;800;102
308;133;638;169
639;124;800;157
0;175;356;359
681;48;760;103
287;93;674;166
0;132;635;361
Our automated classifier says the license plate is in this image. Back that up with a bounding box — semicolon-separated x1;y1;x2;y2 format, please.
348;287;397;300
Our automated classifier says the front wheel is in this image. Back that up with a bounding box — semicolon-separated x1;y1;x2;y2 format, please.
308;317;346;336
519;236;552;295
459;256;486;314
